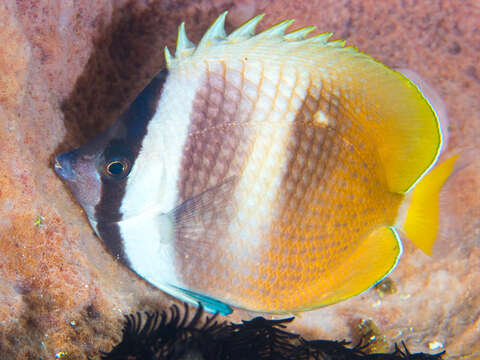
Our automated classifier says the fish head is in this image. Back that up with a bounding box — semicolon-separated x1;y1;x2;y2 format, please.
54;70;168;225
54;116;135;223
55;141;101;221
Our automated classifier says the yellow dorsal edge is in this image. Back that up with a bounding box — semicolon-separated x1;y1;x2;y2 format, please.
165;12;442;194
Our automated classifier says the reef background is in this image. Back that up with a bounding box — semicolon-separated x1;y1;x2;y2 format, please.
0;0;478;359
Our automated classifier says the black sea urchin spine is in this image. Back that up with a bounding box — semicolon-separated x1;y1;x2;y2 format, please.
101;304;445;360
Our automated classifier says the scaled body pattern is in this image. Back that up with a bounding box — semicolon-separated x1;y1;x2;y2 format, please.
55;13;455;314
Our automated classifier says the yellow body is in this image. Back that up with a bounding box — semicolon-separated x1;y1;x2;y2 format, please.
162;13;453;313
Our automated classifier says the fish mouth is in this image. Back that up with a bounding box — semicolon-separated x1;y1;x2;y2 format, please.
54;153;76;181
53;150;102;221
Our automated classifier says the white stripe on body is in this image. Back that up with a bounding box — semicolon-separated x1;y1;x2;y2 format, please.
224;61;311;280
119;62;206;289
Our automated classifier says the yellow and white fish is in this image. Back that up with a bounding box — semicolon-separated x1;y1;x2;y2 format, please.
54;12;457;315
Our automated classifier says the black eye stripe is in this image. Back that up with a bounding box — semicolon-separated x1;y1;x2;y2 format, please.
94;70;169;265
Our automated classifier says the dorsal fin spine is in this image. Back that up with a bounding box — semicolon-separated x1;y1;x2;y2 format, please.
175;22;195;59
283;26;316;41
164;13;347;67
255;19;294;38
196;11;228;51
227;14;265;40
304;32;333;44
164;46;173;68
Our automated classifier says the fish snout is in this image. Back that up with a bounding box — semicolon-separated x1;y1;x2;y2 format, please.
54;153;76;181
54;150;102;220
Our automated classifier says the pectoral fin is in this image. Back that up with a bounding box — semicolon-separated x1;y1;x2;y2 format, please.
168;176;237;258
163;178;237;316
170;176;237;229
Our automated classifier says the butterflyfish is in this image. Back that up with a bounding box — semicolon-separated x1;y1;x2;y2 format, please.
54;12;457;315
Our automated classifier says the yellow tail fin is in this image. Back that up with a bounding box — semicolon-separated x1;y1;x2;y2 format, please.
399;155;459;255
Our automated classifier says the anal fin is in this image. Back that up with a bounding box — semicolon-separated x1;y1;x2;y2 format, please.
311;226;402;308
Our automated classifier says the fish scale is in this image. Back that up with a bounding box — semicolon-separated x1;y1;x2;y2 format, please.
249;123;399;311
202;62;299;294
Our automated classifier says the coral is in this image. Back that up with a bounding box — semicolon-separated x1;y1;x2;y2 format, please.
0;0;478;359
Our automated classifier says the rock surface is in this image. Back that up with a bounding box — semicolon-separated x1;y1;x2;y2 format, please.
0;0;478;359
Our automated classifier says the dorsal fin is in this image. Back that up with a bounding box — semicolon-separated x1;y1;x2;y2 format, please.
164;12;344;68
164;12;442;193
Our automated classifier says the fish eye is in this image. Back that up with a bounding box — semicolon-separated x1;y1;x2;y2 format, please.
103;158;131;179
